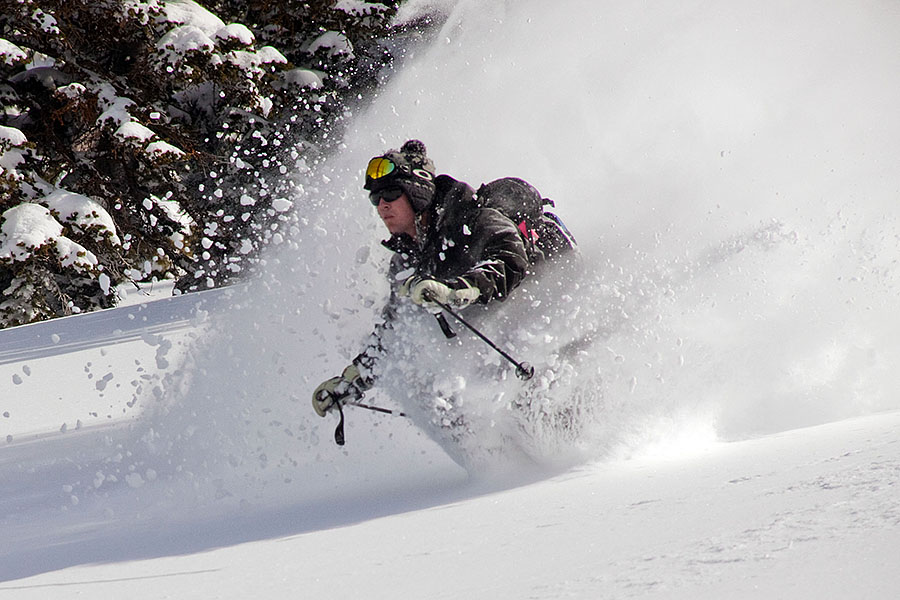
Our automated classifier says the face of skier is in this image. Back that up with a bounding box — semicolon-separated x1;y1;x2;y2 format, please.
374;190;418;239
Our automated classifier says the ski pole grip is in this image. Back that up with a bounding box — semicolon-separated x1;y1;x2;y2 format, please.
334;402;346;446
435;313;457;338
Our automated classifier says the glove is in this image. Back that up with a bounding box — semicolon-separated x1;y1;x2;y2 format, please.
400;276;481;309
311;364;367;417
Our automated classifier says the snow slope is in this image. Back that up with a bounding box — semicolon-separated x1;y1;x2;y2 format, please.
0;283;230;440
3;411;899;598
2;0;900;597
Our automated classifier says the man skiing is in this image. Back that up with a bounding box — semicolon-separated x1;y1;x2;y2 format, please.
311;139;533;418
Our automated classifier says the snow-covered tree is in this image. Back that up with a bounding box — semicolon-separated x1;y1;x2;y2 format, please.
0;0;416;326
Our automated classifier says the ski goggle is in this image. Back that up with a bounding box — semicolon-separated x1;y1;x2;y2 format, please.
366;157;397;181
369;187;404;206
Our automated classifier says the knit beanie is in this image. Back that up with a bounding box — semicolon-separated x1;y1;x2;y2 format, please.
364;139;436;213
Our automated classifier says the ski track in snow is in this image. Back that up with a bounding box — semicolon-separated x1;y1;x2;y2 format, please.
2;0;900;592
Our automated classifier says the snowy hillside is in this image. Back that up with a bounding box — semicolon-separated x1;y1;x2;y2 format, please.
4;410;899;598
2;0;900;597
0;283;232;440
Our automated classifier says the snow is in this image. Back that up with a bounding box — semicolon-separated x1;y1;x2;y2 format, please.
308;31;354;58
152;1;287;112
160;0;225;36
3;0;900;597
225;46;287;71
55;82;85;99
156;24;215;56
0;38;27;65
144;140;185;157
271;197;293;212
95;94;136;128
145;194;194;244
0;190;120;268
254;45;287;65
215;23;255;46
114;120;156;143
41;189;121;246
0;125;26;147
0;204;63;260
281;67;323;90
54;236;98;270
0;125;26;174
334;0;390;17
30;9;59;34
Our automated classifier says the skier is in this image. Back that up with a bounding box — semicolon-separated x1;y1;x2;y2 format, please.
311;139;533;418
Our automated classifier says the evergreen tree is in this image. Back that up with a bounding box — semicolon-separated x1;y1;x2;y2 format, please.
0;0;427;326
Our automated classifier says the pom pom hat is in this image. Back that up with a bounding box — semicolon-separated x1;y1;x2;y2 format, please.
364;139;436;214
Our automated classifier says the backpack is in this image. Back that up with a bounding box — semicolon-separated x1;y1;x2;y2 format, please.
475;177;577;263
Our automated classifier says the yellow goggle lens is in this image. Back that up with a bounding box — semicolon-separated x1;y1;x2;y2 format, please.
366;157;396;180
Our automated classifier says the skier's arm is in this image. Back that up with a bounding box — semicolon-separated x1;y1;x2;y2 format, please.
457;208;530;303
349;298;395;381
311;258;407;417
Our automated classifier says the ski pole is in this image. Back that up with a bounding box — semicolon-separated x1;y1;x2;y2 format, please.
334;401;346;446
427;295;535;381
332;397;407;446
345;400;407;417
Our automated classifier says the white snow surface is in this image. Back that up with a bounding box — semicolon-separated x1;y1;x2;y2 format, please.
114;120;156;143
3;412;898;598
334;0;390;17
160;0;225;35
3;0;900;597
145;139;185;157
0;38;28;65
214;23;255;46
0;125;26;175
0;189;121;270
0;204;64;260
0;124;26;147
308;31;354;58
0;203;100;272
156;24;216;54
40;189;121;245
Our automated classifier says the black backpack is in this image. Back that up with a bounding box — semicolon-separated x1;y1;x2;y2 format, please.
475;177;577;263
